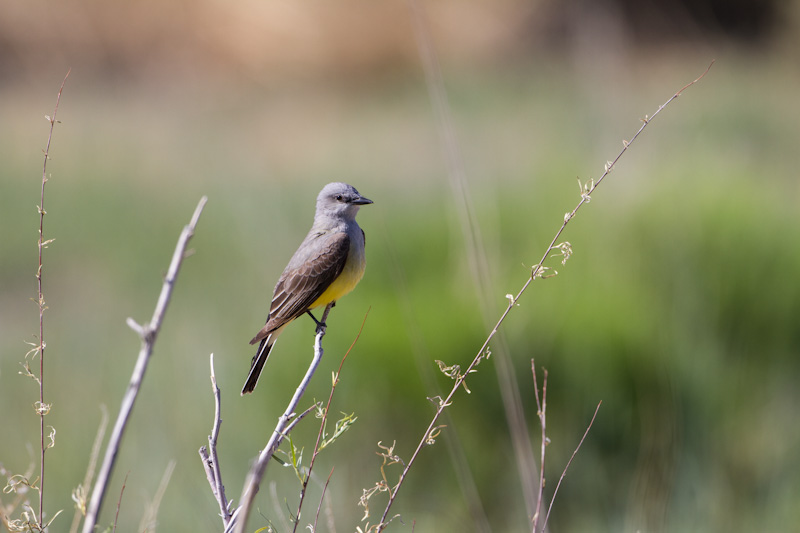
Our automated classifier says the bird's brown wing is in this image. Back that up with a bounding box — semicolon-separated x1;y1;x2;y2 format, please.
249;232;350;344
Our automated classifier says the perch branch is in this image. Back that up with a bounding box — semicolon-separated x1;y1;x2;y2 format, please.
231;303;334;533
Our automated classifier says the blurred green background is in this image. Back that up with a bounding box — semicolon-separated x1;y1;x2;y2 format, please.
2;1;800;532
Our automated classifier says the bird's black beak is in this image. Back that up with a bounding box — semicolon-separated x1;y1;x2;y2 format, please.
352;196;373;205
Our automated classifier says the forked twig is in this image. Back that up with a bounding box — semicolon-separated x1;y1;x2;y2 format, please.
200;354;233;528
81;196;208;533
200;354;324;532
530;362;601;533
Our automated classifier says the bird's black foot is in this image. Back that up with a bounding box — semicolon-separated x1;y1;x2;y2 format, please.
306;310;326;328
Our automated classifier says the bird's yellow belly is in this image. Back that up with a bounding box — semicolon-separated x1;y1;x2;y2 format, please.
309;250;366;309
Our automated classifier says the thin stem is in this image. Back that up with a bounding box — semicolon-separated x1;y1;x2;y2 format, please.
313;468;335;533
36;68;70;526
111;472;128;533
375;62;713;531
292;311;369;532
542;401;602;529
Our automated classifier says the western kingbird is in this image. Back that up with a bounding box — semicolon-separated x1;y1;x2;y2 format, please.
241;182;373;395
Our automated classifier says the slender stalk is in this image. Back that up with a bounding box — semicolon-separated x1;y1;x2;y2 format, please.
292;311;368;532
313;468;335;533
111;473;128;533
542;402;602;530
36;68;70;526
375;62;714;530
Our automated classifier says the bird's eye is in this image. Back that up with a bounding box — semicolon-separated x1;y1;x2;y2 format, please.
336;195;343;201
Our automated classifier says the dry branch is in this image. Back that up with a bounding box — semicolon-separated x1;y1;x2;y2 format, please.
81;196;208;533
200;354;233;528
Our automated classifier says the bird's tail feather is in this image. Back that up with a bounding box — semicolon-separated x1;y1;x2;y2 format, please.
241;335;274;395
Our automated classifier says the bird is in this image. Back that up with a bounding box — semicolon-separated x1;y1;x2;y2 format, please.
241;182;373;395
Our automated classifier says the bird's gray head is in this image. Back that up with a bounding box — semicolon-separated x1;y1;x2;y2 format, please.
315;182;373;221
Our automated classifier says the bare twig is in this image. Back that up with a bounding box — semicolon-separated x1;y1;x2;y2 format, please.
542;401;602;530
200;354;233;528
530;360;602;533
200;358;318;531
375;63;713;531
81;196;208;533
33;68;70;528
292;311;369;532
232;303;334;533
282;403;319;437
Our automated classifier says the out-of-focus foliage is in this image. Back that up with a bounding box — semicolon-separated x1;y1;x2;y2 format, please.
2;2;799;532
